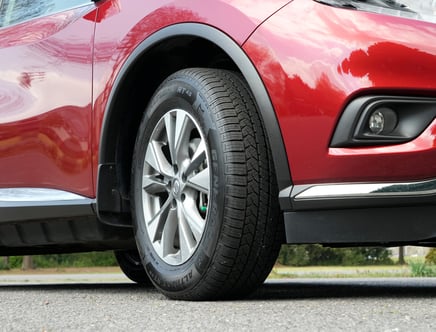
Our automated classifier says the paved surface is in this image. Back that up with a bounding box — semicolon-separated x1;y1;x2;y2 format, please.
0;273;131;285
0;276;436;331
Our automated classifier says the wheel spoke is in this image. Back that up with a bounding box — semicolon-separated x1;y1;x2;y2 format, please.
142;174;168;195
145;140;173;178
177;205;196;262
147;197;172;243
164;112;177;164
180;198;205;242
186;168;210;194
184;139;207;178
174;110;192;164
161;206;178;257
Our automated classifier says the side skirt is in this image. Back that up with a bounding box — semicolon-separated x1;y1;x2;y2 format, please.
0;188;135;254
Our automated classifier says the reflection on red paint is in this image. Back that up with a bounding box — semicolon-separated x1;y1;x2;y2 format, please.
0;106;91;174
340;42;436;88
0;7;95;195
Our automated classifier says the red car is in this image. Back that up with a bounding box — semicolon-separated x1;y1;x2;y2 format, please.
1;0;435;300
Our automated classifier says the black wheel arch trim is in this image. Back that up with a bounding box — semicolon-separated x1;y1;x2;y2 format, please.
97;22;292;220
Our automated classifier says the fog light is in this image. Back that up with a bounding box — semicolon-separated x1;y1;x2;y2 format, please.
368;107;397;135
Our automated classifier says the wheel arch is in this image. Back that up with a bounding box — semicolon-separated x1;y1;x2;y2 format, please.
97;23;291;226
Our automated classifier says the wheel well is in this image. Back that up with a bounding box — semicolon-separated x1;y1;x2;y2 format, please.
116;37;238;198
98;23;292;226
98;36;240;224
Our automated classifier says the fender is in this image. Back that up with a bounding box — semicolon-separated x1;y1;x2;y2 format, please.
97;23;292;224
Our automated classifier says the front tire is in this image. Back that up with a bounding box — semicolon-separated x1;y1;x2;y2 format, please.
131;68;282;300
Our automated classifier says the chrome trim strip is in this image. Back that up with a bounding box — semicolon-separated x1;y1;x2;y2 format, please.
293;178;436;201
0;188;96;223
0;188;89;203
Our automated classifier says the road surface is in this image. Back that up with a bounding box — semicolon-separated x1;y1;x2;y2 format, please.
0;275;435;331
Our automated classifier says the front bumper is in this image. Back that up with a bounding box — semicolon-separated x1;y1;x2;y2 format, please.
284;205;436;245
281;177;436;245
244;0;436;246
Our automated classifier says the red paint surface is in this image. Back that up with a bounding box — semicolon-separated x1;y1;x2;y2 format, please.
0;0;288;196
1;0;436;198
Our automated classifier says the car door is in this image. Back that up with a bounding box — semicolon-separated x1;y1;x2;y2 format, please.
0;0;98;197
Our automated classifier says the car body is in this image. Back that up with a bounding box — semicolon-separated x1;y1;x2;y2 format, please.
1;0;436;299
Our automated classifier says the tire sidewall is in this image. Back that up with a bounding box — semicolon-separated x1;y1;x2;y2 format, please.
114;250;151;285
131;74;226;295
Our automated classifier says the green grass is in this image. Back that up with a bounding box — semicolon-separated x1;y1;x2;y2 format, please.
409;261;436;277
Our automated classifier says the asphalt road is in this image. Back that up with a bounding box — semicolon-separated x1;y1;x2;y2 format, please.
0;277;435;331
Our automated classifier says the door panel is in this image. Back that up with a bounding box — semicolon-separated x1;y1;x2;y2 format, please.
0;1;97;197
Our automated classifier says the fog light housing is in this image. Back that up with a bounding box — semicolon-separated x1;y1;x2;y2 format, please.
331;95;436;147
368;107;397;135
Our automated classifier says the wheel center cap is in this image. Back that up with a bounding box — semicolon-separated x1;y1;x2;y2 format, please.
173;179;181;195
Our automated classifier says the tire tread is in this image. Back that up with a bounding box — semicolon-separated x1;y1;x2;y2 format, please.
174;68;283;300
